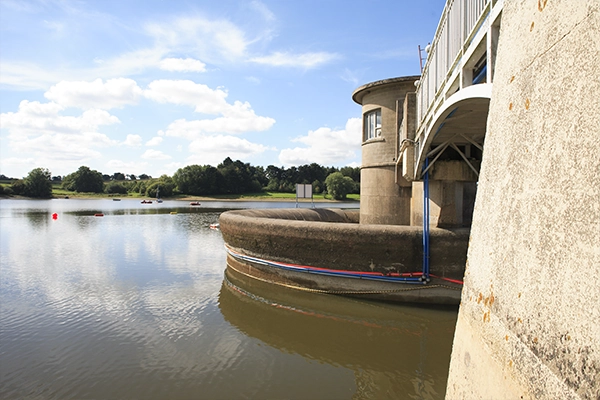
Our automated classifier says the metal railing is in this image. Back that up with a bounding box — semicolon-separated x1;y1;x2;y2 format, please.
416;0;493;129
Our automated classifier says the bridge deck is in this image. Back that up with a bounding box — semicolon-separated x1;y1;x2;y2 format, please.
406;0;504;181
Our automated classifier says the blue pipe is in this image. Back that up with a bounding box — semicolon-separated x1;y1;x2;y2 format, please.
423;160;430;280
473;64;487;84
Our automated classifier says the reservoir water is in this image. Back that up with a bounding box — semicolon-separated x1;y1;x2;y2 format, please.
0;199;458;399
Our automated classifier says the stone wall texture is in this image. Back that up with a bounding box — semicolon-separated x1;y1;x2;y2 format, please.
446;1;600;399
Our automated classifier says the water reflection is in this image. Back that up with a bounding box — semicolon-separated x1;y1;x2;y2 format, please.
220;268;457;399
0;199;454;400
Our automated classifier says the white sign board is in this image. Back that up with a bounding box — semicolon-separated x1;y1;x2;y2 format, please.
296;184;312;198
295;184;314;208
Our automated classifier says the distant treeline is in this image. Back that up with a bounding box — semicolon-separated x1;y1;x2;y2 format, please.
0;158;360;200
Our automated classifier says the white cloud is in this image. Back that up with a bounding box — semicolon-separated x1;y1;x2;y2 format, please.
44;78;143;110
0;100;119;175
145;16;248;63
250;1;276;22
105;160;150;174
122;134;143;147
164;107;275;139
278;118;361;166
249;51;339;69
141;149;171;160
0;62;60;90
1;100;120;136
43;20;65;35
163;162;184;172
145;136;163;146
340;68;360;86
143;80;275;138
0;157;36;177
159;57;207;72
187;135;273;165
88;48;167;79
144;80;228;114
0;15;242;91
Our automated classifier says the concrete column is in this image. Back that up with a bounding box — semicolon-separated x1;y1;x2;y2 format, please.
446;1;600;398
411;160;478;228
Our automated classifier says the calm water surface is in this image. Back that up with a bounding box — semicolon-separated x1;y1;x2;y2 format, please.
0;199;457;399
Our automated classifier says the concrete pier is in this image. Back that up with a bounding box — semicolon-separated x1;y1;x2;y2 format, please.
445;1;600;398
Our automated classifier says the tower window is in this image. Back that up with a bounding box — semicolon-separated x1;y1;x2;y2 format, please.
364;109;381;141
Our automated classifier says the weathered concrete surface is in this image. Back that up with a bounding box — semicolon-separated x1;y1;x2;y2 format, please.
219;208;468;279
446;1;600;399
353;76;419;225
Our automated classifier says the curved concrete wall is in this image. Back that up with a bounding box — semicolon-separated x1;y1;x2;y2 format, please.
446;1;600;398
353;77;419;225
219;208;468;280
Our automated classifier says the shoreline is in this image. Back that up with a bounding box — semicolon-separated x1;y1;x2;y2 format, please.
0;194;357;203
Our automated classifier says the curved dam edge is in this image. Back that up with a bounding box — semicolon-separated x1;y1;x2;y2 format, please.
219;208;469;305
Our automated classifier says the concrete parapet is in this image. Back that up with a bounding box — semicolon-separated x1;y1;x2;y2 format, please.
446;1;600;398
219;208;468;280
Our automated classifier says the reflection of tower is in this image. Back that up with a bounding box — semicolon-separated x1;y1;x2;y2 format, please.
220;269;457;398
352;76;420;225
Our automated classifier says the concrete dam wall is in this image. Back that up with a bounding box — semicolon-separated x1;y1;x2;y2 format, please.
446;1;600;398
219;208;468;304
220;208;468;278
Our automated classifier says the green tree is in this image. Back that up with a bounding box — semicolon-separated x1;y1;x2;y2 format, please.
23;167;53;198
325;172;354;200
217;158;261;194
146;176;175;197
105;181;128;194
174;164;219;195
9;180;26;195
62;166;104;193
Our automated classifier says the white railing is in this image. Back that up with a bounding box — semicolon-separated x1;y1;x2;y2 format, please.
416;0;492;128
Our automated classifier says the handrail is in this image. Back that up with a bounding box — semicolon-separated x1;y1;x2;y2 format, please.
415;0;492;130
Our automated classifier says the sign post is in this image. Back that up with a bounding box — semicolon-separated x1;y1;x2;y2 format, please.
295;184;314;208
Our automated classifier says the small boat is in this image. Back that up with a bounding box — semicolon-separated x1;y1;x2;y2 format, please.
141;200;152;204
190;201;201;206
112;198;121;201
209;223;220;230
94;213;104;217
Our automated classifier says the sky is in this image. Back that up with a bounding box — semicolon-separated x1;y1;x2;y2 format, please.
0;0;445;179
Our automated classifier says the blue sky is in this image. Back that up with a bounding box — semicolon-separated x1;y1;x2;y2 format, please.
0;0;445;179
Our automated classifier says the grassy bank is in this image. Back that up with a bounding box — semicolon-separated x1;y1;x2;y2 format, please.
0;180;359;201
